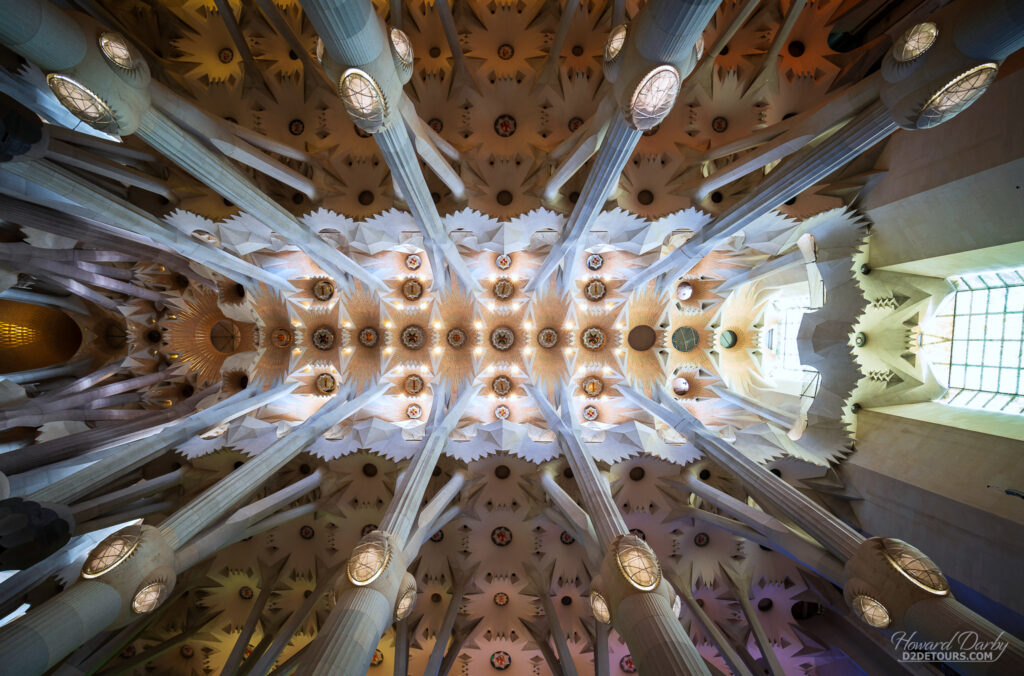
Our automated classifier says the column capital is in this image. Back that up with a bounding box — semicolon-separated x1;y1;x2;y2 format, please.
843;536;951;630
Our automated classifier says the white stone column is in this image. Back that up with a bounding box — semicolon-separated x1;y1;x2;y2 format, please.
527;384;710;675
714;246;811;295
594;620;610;676
722;564;786;675
0;160;293;292
29;383;297;504
0;288;87;315
708;385;801;434
303;0;479;293
619;384;864;560
527;0;718;292
135;108;384;292
301;387;477;675
393;616;410;676
0;0;85;72
374;123;479;292
422;563;473;676
665;566;754;676
623;101;899;292
172;471;323;572
159;383;387;549
530;115;642;292
623;385;1024;667
0;580;122;675
527;384;627;546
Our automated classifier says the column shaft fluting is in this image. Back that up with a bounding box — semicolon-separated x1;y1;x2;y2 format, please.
903;597;1024;676
302;587;393;676
617;592;712;676
532;114;642;291
136;109;382;291
626;101;898;290
633;0;720;62
621;386;863;560
374;123;478;291
159;384;386;549
30;384;295;504
0;580;121;675
301;0;383;66
0;0;86;71
1;160;290;291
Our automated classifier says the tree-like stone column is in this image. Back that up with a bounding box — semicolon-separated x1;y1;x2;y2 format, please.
528;0;718;292
135;108;384;292
1;159;291;292
29;383;297;505
304;0;479;292
158;384;387;549
0;385;386;674
620;384;1024;674
623;101;899;292
527;383;710;676
300;387;478;675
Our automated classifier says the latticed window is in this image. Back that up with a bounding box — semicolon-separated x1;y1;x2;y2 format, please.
882;538;949;593
765;302;805;378
131;582;166;613
931;266;1024;414
852;595;890;628
339;69;386;132
615;538;660;590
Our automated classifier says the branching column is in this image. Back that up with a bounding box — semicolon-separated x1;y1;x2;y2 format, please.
1;159;292;292
304;0;479;292
135;108;383;292
0;385;386;675
28;383;296;505
624;101;899;291
529;0;718;292
619;385;1024;675
619;385;863;560
159;385;387;549
301;386;479;676
527;384;710;676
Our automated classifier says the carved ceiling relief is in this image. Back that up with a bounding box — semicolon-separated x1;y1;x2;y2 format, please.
35;0;880;672
114;0;853;223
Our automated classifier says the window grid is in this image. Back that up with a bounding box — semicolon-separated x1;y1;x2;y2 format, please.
942;267;1024;415
774;304;805;375
763;300;810;378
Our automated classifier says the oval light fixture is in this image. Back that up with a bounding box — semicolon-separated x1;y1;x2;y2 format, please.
346;531;391;586
82;525;143;579
916;63;998;129
590;589;611;623
615;534;662;591
629;65;681;130
339;68;387;133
